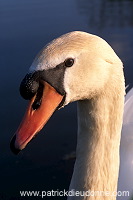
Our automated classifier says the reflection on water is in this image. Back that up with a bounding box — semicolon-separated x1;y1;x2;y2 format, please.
76;0;133;29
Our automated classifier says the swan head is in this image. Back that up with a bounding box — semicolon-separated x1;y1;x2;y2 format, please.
10;31;123;154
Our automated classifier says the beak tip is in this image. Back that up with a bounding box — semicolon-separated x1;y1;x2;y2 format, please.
10;135;21;155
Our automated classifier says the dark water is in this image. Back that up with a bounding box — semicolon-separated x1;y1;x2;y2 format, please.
0;0;133;199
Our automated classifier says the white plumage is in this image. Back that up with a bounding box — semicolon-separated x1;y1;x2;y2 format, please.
118;88;133;200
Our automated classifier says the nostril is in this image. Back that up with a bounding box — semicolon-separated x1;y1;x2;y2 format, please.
19;73;39;100
32;82;44;110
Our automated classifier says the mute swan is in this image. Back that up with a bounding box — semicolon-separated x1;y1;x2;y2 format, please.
10;31;126;200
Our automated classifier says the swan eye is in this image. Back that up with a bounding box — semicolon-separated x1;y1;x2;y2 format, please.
65;58;74;67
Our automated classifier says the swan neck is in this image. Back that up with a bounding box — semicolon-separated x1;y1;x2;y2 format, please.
69;91;124;200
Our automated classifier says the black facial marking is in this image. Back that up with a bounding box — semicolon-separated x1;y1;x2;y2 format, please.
20;58;75;107
39;62;66;95
20;72;40;100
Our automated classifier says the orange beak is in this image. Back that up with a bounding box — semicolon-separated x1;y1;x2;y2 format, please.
10;82;64;154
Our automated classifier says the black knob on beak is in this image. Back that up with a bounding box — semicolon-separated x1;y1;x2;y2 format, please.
19;72;39;100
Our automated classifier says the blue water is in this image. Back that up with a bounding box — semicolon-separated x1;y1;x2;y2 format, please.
0;0;133;199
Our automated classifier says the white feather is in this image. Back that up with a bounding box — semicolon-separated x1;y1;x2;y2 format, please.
118;88;133;200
